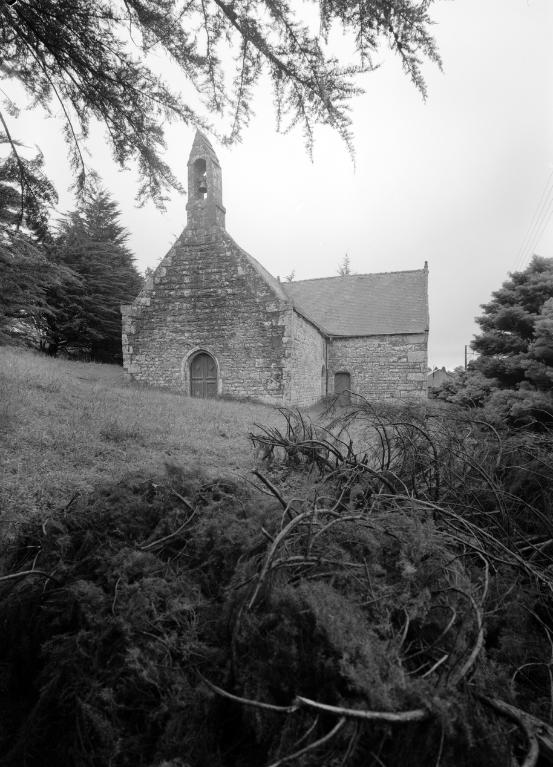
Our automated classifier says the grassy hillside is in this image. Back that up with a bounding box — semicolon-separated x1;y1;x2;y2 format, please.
0;347;282;534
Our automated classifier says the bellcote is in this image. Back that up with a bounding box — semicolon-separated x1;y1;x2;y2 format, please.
186;130;226;231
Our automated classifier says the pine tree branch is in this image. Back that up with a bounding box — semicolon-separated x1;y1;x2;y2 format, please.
0;109;26;228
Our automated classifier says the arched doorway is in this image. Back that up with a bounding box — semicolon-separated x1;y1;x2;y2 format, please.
190;351;217;398
334;371;351;406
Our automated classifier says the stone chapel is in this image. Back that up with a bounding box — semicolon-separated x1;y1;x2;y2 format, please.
121;131;429;406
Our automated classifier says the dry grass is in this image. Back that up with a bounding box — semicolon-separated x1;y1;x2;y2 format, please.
0;346;284;534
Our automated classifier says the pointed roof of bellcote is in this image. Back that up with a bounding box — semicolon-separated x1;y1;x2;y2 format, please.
186;129;226;230
188;129;221;167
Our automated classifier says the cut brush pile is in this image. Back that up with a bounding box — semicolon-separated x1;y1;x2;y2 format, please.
1;401;553;766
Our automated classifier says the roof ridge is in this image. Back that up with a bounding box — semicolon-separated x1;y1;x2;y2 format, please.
281;268;428;336
287;268;426;284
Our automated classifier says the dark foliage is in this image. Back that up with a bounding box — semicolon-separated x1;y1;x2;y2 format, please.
0;134;78;342
472;256;553;391
40;187;142;362
0;230;78;344
0;136;57;241
434;258;553;426
0;470;275;767
429;365;495;408
2;402;553;765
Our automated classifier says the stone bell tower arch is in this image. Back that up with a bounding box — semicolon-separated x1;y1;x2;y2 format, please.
186;130;226;231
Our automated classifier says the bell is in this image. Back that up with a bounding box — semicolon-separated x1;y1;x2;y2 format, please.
198;175;207;194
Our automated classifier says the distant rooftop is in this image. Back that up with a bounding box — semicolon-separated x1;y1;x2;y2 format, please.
282;269;429;336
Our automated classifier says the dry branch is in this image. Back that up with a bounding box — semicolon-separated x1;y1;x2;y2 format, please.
0;568;61;586
252;470;289;511
248;510;315;609
295;696;429;723
449;591;484;685
200;673;429;723
265;717;347;767
478;696;551;767
198;672;297;713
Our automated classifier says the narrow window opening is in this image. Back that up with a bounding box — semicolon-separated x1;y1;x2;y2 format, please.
193;158;207;199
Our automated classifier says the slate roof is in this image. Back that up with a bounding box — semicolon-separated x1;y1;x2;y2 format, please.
282;269;429;336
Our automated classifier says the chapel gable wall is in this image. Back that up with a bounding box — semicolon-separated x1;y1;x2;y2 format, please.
122;230;291;404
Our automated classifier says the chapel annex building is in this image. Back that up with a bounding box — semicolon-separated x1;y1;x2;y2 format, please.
121;132;429;406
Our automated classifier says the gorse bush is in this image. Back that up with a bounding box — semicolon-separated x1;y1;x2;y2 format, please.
2;402;553;765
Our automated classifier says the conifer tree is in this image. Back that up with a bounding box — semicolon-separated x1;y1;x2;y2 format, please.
0;139;78;342
472;256;553;390
337;253;352;276
44;188;142;362
0;141;57;241
0;233;77;344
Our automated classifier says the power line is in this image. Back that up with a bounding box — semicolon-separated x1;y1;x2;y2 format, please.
512;168;553;270
518;188;553;271
513;168;553;272
519;194;553;271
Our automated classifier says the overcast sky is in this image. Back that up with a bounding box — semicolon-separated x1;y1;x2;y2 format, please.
8;0;553;370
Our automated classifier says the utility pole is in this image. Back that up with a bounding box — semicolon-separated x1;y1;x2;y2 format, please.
464;345;468;370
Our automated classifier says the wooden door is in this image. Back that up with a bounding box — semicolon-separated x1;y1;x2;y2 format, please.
190;353;217;398
334;372;351;406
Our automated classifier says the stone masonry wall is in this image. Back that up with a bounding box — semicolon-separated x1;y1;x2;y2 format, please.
284;311;326;407
122;228;292;404
328;334;428;400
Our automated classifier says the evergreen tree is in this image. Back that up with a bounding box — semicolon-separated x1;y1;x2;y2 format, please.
0;138;79;342
0;232;78;344
0;140;58;241
472;256;553;391
532;298;553;365
337;253;352;276
44;188;142;362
